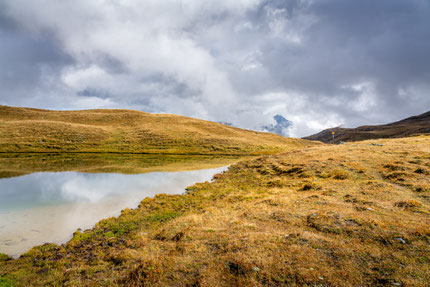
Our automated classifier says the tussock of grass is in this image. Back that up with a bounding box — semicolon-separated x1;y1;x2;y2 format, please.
0;254;11;262
394;200;422;209
1;136;430;286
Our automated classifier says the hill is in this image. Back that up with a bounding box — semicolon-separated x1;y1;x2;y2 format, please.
303;110;430;143
1;135;429;286
0;105;315;155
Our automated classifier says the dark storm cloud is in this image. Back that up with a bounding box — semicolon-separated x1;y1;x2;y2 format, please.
0;11;74;107
254;0;430;126
0;0;429;136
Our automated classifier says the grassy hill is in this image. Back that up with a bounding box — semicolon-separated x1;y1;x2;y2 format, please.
1;135;429;286
0;105;315;155
303;110;430;143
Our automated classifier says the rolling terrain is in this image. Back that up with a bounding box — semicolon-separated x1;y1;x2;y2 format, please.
0;105;314;155
1;135;429;286
304;110;430;143
1;105;429;286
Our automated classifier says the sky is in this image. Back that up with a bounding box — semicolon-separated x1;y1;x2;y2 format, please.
1;0;429;137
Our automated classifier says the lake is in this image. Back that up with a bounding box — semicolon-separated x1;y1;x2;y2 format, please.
0;154;239;258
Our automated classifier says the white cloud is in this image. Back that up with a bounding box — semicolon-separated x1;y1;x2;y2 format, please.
341;82;377;112
2;0;430;138
4;0;262;120
62;65;110;91
264;4;317;44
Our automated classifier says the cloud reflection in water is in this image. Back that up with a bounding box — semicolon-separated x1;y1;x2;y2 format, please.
0;166;227;257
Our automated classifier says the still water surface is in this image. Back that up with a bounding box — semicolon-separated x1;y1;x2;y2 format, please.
0;166;228;257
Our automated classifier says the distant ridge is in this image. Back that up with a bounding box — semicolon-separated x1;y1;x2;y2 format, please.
0;105;316;155
303;110;430;143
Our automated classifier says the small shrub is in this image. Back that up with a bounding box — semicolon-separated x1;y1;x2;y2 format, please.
332;169;349;180
25;243;60;259
383;164;405;171
266;180;282;188
120;260;162;285
298;171;312;178
382;172;406;180
414;168;427;174
322;189;337;196
0;253;11;262
317;172;331;179
306;214;343;234
286;166;303;174
415;186;428;193
212;173;224;180
299;183;314;191
69;229;92;246
225;260;250;275
395;200;422;209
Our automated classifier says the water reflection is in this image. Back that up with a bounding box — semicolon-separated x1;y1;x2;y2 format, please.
0;166;228;258
0;153;242;179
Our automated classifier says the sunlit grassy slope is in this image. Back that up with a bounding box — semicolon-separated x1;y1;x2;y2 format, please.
1;135;429;286
0;105;314;155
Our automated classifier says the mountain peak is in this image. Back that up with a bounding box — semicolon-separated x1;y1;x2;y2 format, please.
263;115;293;137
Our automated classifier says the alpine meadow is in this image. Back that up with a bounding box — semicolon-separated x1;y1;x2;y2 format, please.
1;1;430;286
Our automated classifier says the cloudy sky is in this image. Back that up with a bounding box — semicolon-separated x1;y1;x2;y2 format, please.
1;0;429;137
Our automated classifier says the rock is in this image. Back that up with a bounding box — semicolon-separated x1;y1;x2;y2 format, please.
369;143;384;146
262;115;293;136
252;267;260;272
395;238;406;244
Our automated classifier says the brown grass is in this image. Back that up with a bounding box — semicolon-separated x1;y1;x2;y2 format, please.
1;135;430;286
0;105;317;155
304;110;430;143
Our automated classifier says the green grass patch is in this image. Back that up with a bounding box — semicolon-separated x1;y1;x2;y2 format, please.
0;254;10;262
0;276;15;287
146;211;181;223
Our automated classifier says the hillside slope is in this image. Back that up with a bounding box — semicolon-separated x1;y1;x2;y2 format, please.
303;110;430;143
0;105;316;155
1;135;429;286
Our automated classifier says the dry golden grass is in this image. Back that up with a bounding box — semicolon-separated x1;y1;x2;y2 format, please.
1;135;430;286
0;105;315;155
